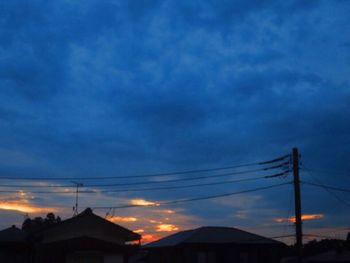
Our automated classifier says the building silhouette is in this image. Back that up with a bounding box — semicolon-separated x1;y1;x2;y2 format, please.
0;208;140;263
143;226;286;263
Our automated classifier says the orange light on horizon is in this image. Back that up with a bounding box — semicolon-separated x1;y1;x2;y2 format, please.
134;229;145;233
296;214;324;222
149;219;162;224
142;234;160;243
130;199;160;207
18;190;27;197
156;224;179;232
108;216;138;223
274;214;324;223
162;209;175;214
0;200;57;214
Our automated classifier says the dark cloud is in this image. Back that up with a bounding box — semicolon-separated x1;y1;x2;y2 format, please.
0;0;349;236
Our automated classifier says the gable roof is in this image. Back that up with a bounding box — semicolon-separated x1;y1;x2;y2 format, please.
0;225;27;243
36;208;140;244
145;226;284;248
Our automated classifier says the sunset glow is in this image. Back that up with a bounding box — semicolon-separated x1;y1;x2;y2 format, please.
156;224;179;232
296;214;324;222
149;219;161;224
162;209;175;214
108;216;138;223
0;200;56;213
274;214;324;223
18;190;26;197
141;234;160;243
130;199;160;207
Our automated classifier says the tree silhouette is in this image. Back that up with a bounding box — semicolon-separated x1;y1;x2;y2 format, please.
22;212;61;232
302;238;347;257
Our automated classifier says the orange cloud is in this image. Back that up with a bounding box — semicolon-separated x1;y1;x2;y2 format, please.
156;224;179;232
142;234;160;243
130;199;160;207
274;214;324;223
108;216;138;223
0;200;56;214
18;190;27;197
149;219;162;224
299;214;324;222
161;209;175;214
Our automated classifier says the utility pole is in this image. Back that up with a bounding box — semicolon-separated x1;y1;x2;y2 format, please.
292;148;303;260
72;181;83;216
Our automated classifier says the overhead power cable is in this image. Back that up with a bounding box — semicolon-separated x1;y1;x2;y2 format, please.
93;182;291;210
270;234;295;239
0;155;290;181
303;228;350;236
263;161;290;171
301;164;350;209
301;167;348;176
258;155;290;165
101;171;289;193
302;181;350;194
303;234;338;239
0;166;288;189
0;171;289;195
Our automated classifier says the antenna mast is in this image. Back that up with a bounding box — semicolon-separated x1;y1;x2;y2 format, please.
72;181;83;216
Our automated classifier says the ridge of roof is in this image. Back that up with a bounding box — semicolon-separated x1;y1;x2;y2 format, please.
145;228;196;248
0;225;28;242
145;226;285;248
33;208;140;241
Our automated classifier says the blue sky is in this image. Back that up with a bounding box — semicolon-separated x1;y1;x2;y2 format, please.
0;0;349;243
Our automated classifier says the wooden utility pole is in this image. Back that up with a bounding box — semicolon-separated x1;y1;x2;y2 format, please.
292;148;303;260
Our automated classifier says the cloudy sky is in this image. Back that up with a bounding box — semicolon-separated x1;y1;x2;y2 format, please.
0;0;349;244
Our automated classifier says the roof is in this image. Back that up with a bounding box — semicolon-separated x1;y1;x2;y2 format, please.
0;225;27;243
36;208;140;244
303;250;350;262
145;226;285;248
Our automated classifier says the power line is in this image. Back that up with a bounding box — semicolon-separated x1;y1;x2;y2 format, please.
101;171;288;193
301;167;349;176
0;166;287;189
0;171;289;195
302;181;350;194
301;164;350;209
303;234;340;239
258;155;290;165
0;189;94;194
0;155;290;181
304;228;350;236
270;234;295;239
93;182;291;210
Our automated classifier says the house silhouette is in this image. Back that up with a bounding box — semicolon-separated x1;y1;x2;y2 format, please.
0;211;291;263
143;226;287;263
0;208;140;263
0;225;30;263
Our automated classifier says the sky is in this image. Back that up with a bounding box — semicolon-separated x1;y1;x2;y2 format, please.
0;0;350;244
